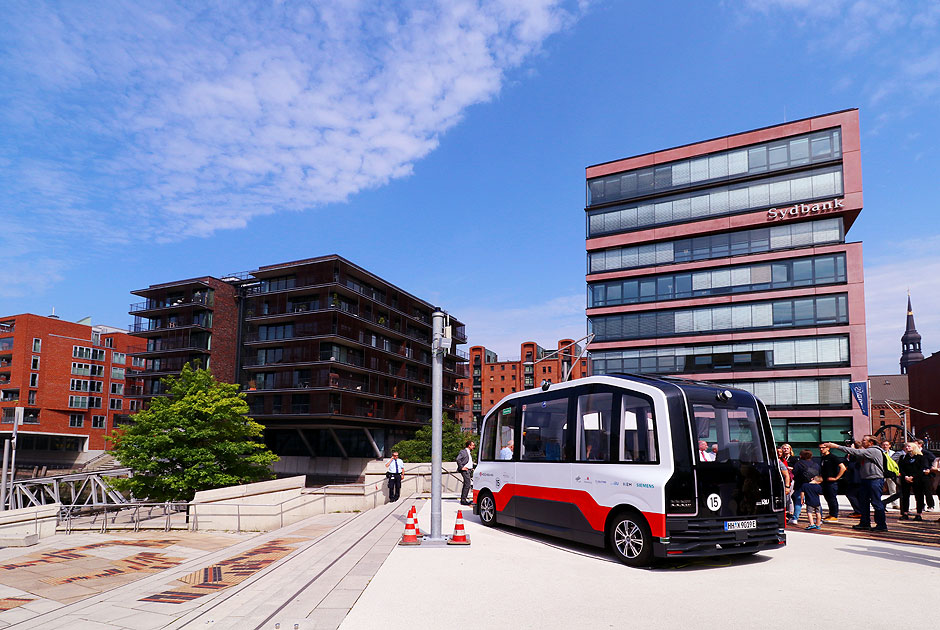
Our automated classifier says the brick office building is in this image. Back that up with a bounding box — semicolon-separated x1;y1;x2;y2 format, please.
128;255;468;467
584;109;868;453
458;339;590;431
0;314;142;468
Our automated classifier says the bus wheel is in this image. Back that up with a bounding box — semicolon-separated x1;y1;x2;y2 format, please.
478;491;497;527
608;511;653;567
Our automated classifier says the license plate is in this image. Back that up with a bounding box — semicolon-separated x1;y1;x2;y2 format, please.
724;519;757;531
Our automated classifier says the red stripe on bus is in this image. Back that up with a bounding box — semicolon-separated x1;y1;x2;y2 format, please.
490;483;666;537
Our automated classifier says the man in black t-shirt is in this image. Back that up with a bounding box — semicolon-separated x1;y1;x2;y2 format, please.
819;444;847;521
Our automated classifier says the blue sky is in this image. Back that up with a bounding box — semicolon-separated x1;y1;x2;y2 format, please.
2;0;938;373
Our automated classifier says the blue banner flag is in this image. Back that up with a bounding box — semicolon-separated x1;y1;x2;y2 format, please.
849;381;869;417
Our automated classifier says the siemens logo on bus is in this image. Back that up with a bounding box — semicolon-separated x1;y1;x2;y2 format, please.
767;197;843;220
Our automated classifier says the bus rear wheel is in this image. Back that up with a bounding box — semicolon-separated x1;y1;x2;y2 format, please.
608;511;653;567
478;491;497;527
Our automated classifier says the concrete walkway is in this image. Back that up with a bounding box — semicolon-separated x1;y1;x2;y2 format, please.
0;498;416;629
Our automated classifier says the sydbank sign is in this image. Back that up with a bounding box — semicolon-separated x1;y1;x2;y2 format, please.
767;197;843;220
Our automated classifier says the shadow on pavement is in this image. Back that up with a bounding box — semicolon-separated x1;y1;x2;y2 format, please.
836;543;940;569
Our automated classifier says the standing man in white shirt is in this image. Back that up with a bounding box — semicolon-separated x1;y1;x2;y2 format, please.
456;441;475;506
697;440;715;462
385;451;404;502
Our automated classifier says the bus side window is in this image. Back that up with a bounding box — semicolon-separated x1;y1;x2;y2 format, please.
480;414;497;462
497;410;516;460
521;397;568;462
620;393;657;463
577;391;612;462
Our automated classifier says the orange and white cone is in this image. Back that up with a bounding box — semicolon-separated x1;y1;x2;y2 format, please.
399;509;421;546
409;505;423;536
447;510;471;545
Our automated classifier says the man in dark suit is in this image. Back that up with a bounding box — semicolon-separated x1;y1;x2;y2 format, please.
385;451;403;502
456;441;475;506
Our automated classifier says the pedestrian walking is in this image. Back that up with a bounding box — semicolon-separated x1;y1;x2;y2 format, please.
456;440;475;506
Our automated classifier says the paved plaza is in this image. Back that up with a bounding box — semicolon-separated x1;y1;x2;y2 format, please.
0;498;936;629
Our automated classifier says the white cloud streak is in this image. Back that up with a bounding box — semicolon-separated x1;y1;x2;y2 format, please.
0;1;582;295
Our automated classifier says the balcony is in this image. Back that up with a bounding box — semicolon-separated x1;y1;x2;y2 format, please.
130;292;213;313
129;317;212;333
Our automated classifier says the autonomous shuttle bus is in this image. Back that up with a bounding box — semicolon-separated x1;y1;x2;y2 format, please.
472;374;786;566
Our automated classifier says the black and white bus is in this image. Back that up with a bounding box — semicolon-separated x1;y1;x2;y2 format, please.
472;374;786;566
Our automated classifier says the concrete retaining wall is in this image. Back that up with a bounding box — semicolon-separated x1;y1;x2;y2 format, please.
0;504;59;544
188;463;466;532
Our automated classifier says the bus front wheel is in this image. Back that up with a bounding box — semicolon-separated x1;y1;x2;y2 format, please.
608;510;653;567
478;491;497;527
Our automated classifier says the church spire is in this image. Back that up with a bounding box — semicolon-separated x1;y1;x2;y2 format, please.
900;292;924;374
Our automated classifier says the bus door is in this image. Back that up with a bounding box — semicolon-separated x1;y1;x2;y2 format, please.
488;403;517;518
569;385;618;539
513;392;574;532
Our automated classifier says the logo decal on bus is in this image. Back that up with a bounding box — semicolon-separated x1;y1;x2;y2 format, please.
636;483;654;489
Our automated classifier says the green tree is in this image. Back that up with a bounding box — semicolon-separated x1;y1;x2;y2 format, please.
391;415;479;463
109;364;278;501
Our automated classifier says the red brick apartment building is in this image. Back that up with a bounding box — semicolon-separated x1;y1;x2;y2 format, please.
585;109;868;453
0;314;142;468
458;340;590;431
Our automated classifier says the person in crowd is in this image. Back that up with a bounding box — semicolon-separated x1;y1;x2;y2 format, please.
819;443;847;521
698;440;715;462
897;442;927;521
385;451;404;502
456;440;475;506
881;440;900;510
778;446;793;518
802;472;824;530
499;439;514;460
842;445;864;517
790;450;820;525
821;435;888;532
916;439;937;511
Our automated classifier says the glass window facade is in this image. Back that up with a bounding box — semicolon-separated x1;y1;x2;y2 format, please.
588;218;843;273
587;128;842;206
590;335;850;375
587;165;843;236
727;377;850;408
589;294;848;342
589;253;845;307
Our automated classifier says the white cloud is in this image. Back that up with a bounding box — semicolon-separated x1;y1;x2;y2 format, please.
0;1;583;279
458;293;586;360
864;254;940;373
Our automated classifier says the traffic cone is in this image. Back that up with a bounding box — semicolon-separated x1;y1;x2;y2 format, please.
447;510;471;545
399;509;421;545
410;505;422;536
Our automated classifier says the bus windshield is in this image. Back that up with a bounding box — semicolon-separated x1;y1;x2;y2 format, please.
692;402;767;464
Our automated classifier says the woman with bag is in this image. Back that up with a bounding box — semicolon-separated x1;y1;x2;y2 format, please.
897;442;927;521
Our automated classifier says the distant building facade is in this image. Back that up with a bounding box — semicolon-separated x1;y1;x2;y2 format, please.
584;109;868;454
458;340;590;431
128;255;468;464
0;313;142;468
869;374;909;435
908;353;940;442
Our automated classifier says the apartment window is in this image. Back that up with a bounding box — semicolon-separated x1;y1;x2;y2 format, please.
111;383;124;395
105;337;113;348
92;348;105;361
128;399;140;411
72;363;91;376
73;346;91;359
68;396;89;409
89;396;103;409
29;373;38;387
70;379;90;392
91;365;104;377
132;357;145;367
28;391;36;405
260;275;296;292
31;356;40;370
110;398;122;410
92;331;101;345
92;415;106;428
111;367;125;380
89;380;103;393
112;352;126;364
32;338;41;352
69;414;84;428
